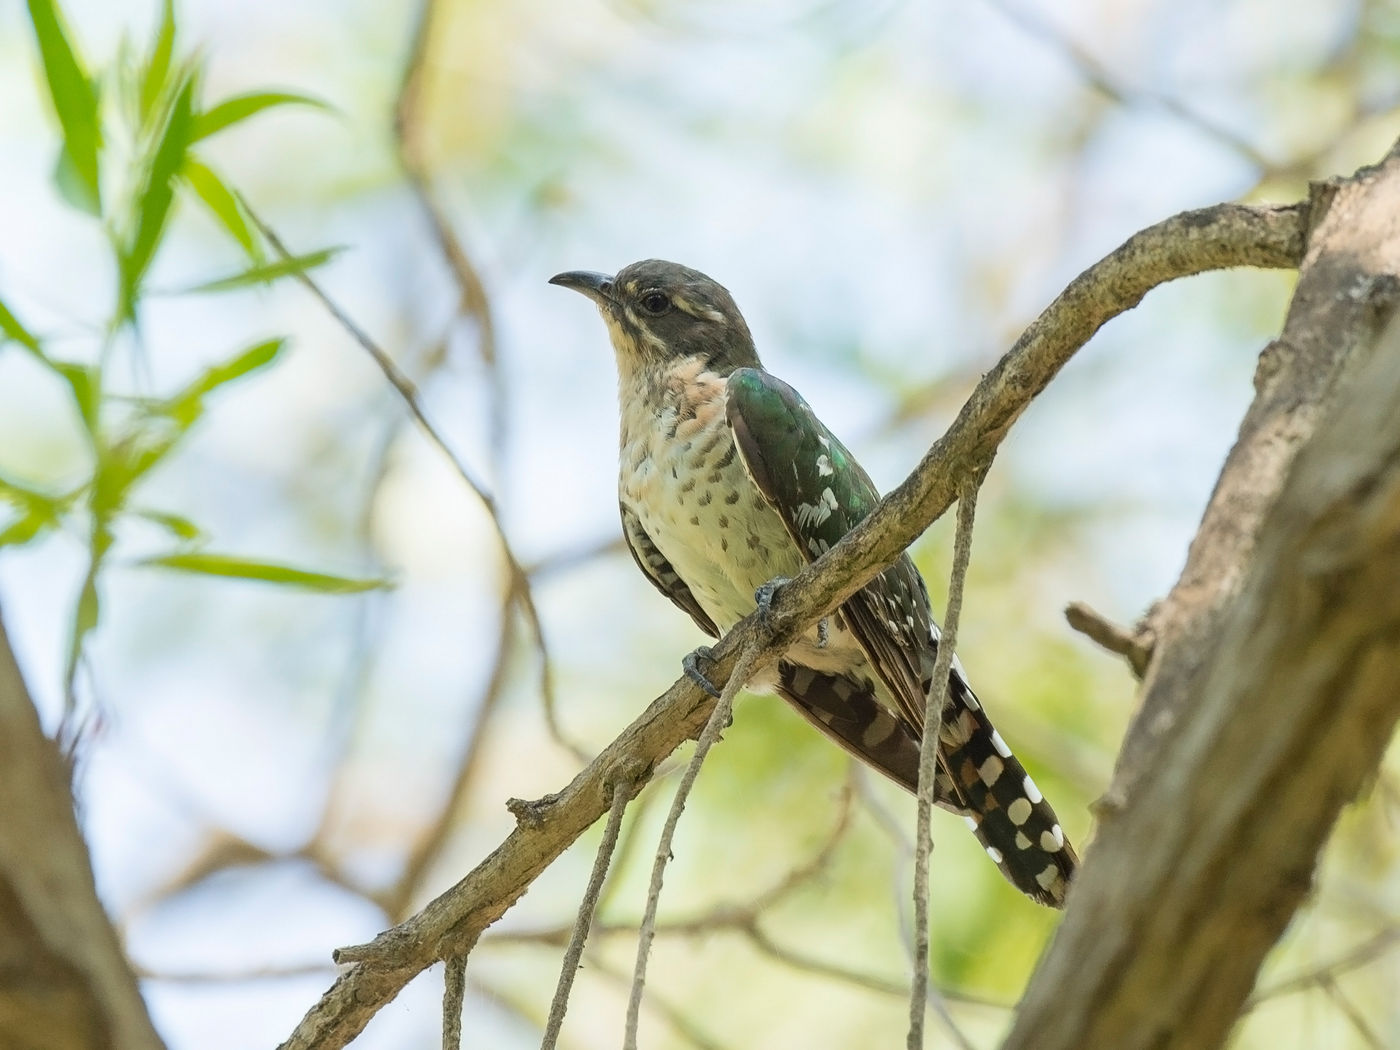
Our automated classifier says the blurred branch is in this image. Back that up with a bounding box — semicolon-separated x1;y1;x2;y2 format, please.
276;195;1306;1050
986;0;1275;171
1063;600;1154;679
1245;928;1400;1008
243;207;581;763
390;0;584;762
0;604;167;1050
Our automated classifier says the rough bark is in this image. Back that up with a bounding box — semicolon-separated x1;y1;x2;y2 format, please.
0;607;167;1050
1004;144;1400;1050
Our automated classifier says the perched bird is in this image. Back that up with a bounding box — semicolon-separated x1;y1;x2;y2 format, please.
551;260;1077;907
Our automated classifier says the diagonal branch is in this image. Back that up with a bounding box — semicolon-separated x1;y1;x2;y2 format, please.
276;198;1306;1050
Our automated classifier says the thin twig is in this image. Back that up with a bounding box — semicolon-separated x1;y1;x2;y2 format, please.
908;475;982;1050
623;649;761;1050
986;0;1275;171
540;779;634;1050
1317;974;1384;1050
442;956;466;1050
240;204;580;761
1064;599;1155;678
1246;928;1400;1008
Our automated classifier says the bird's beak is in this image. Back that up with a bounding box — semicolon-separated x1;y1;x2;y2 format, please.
549;270;616;305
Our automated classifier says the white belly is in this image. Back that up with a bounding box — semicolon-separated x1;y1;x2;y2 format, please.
620;407;871;681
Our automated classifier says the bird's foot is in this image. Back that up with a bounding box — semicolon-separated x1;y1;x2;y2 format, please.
816;616;829;648
753;576;791;624
682;645;723;699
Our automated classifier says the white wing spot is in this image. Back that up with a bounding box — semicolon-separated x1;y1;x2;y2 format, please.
795;487;839;530
962;815;980;832
985;846;1004;864
807;537;830;556
978;755;1004;788
1040;825;1065;852
1023;775;1043;804
816;453;833;477
817;435;831;449
1036;864;1062;890
1015;831;1032;851
990;730;1012;758
1007;797;1032;826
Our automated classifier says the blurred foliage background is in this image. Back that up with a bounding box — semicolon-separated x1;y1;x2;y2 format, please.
2;0;1399;1047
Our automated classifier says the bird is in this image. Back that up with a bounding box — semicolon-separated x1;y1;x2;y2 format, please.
550;259;1077;907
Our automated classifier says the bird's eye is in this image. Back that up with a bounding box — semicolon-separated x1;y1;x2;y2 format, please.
640;291;671;315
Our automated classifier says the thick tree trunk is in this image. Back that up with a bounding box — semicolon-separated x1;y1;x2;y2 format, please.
1004;145;1400;1050
0;608;166;1050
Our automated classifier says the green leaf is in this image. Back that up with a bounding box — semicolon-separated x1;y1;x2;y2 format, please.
119;71;196;321
191;90;329;142
133;507;204;542
28;0;102;215
65;571;101;697
161;336;285;425
187;246;343;294
0;511;51;548
0;475;67;547
138;0;176;122
54;360;101;435
0;297;42;353
143;551;393;593
182;157;257;256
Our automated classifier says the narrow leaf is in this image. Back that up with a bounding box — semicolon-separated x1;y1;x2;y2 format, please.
138;0;176;122
182;157;257;256
119;72;196;320
54;360;101;434
0;511;52;548
162;336;285;424
133;507;204;542
65;571;101;698
191;90;329;142
187;247;343;294
28;0;102;215
144;551;393;594
0;297;42;353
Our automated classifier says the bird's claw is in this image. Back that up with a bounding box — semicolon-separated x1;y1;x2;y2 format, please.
753;576;791;623
682;645;723;699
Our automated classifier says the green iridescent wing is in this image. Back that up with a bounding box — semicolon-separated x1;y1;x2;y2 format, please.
725;367;935;730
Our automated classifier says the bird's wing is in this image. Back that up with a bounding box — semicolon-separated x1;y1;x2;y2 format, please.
620;503;720;638
724;366;933;731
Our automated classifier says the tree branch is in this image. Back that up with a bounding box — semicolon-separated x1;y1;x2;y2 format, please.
277;199;1306;1050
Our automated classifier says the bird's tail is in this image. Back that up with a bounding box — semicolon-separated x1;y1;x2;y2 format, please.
934;672;1077;907
774;661;1077;907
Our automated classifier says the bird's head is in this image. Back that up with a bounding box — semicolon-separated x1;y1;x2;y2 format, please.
550;259;760;378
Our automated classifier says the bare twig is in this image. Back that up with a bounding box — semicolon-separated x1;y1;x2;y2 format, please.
1246;928;1400;1008
1318;975;1384;1050
986;0;1275;171
540;778;633;1050
1064;600;1154;678
623;649;762;1050
909;477;982;1050
242;205;580;764
442;956;466;1050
